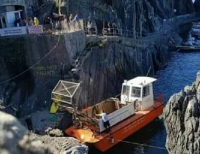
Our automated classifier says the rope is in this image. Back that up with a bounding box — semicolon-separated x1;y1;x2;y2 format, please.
107;137;167;150
0;34;61;85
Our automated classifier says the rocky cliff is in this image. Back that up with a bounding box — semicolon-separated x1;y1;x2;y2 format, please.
34;0;195;35
67;0;194;34
75;38;173;107
0;0;197;116
164;71;200;154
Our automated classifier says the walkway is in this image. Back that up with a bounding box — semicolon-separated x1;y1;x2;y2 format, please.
86;13;200;48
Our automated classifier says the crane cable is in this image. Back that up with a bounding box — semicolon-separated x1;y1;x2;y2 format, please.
0;34;61;85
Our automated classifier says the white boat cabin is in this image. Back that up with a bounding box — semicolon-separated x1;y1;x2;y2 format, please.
121;76;156;110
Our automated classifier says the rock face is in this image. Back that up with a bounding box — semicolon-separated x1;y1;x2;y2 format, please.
0;1;197;115
164;71;200;154
67;0;195;33
0;111;88;154
0;31;85;116
76;39;173;107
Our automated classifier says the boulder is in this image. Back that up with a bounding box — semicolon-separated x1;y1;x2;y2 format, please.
164;71;200;154
0;111;88;154
0;111;28;154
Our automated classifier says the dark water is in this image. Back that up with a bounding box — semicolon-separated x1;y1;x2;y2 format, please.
89;51;200;154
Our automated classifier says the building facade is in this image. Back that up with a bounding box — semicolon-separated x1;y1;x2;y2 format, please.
0;0;26;28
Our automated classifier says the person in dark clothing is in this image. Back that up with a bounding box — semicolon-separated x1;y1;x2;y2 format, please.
44;14;51;24
25;116;33;131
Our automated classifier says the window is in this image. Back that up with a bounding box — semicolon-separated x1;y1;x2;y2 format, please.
131;87;141;97
122;85;130;96
143;85;150;97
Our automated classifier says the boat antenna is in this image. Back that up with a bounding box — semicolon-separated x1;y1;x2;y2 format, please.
146;66;151;76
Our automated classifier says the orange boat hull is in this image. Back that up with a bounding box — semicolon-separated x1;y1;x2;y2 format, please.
65;101;164;152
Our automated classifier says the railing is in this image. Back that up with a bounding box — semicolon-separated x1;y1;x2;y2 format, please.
0;19;84;37
43;19;84;35
102;28;148;38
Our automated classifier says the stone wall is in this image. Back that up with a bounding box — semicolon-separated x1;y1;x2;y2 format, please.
0;30;85;115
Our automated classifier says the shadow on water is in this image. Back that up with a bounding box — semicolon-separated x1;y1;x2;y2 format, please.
89;120;167;154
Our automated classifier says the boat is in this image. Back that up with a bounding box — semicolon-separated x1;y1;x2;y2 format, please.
51;77;164;152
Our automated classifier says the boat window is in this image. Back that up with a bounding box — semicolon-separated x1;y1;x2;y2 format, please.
131;87;141;97
143;85;150;97
122;85;130;95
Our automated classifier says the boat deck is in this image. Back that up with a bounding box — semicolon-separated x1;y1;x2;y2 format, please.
65;101;163;143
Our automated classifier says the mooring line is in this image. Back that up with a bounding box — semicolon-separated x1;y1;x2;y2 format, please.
106;137;167;150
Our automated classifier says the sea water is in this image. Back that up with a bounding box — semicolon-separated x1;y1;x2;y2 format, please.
89;51;200;154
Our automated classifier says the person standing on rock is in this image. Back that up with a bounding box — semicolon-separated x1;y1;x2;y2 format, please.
25;115;33;132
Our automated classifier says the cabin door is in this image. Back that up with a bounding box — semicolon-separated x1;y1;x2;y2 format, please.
142;84;153;110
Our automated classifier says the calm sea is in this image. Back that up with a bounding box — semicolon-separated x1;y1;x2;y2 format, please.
89;51;200;154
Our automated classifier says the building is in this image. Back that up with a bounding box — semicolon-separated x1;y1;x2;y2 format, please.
0;0;26;28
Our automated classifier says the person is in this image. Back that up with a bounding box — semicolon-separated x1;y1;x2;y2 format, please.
87;21;92;35
33;17;39;26
69;14;73;23
107;22;112;35
25;115;33;131
72;14;79;22
101;110;110;133
44;14;51;25
19;19;24;27
63;16;68;30
112;22;117;35
28;18;34;26
22;19;28;26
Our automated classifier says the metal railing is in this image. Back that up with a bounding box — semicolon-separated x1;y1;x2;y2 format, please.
43;19;84;35
0;19;85;37
102;28;148;38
